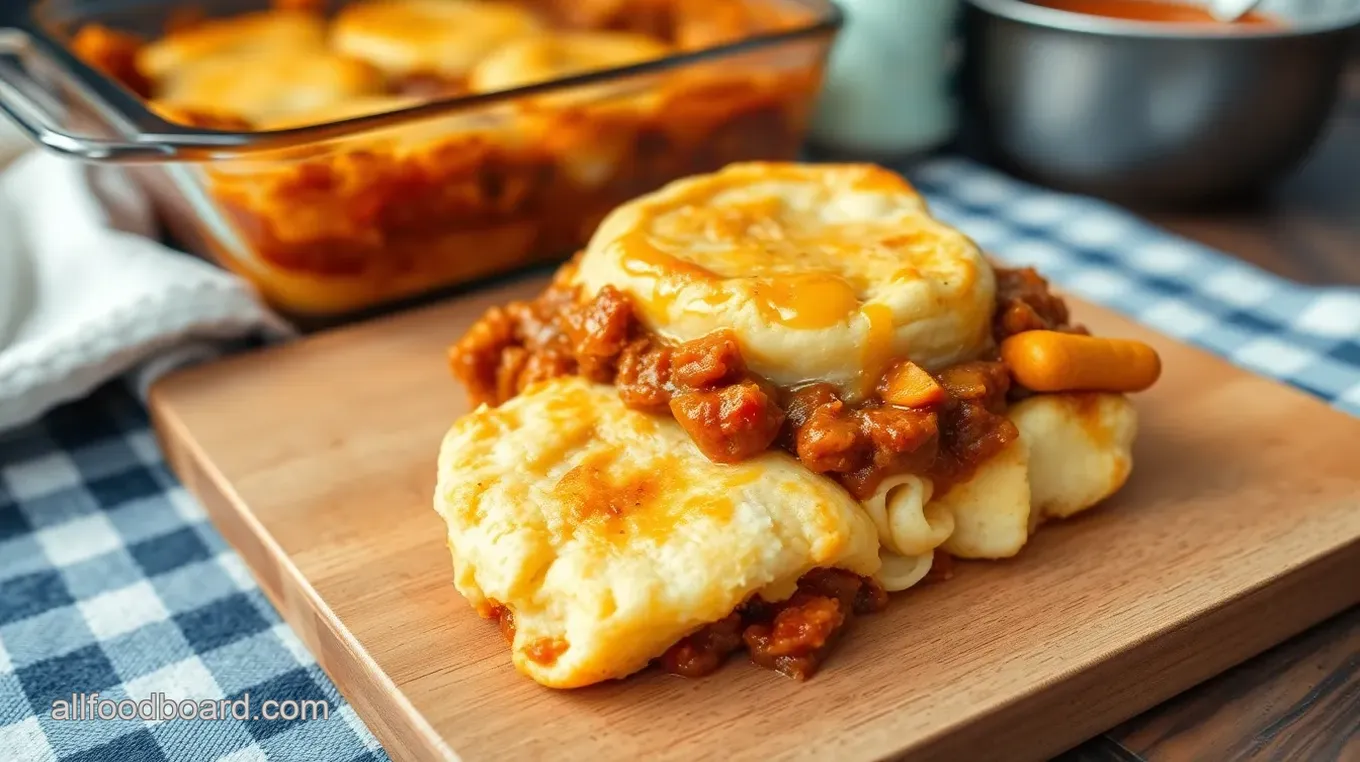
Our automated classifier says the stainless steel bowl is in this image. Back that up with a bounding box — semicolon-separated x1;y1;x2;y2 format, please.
961;0;1360;205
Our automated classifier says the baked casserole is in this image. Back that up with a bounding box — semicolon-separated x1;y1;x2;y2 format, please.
69;0;833;317
438;162;1162;687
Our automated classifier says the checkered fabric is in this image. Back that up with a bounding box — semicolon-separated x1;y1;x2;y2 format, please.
2;157;1358;762
909;160;1360;416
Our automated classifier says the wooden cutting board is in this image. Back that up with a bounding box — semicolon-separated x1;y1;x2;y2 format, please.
148;274;1360;762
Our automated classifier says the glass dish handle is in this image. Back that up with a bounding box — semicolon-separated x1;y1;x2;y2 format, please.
0;30;175;161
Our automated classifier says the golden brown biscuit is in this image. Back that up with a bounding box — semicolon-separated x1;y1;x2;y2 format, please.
154;50;385;125
136;10;328;84
433;376;881;688
574;162;995;399
936;438;1033;559
1010;392;1137;522
933;393;1138;559
332;0;542;78
468;30;672;94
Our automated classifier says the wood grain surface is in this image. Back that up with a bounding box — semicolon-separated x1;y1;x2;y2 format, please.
148;274;1360;762
1057;604;1360;762
1112;605;1360;761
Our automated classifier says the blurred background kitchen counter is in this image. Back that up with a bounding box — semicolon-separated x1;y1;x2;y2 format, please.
1135;52;1359;285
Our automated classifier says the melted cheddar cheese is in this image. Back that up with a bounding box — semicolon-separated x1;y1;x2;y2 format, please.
573;162;996;399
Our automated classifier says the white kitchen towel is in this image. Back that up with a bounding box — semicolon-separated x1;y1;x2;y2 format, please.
0;148;291;433
0;116;25;171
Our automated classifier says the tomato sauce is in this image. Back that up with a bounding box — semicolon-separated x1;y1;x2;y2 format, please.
1029;0;1282;26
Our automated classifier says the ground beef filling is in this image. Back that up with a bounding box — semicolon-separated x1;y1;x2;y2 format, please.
450;265;1073;500
660;568;888;680
487;563;950;680
455;267;1067;680
994;264;1086;340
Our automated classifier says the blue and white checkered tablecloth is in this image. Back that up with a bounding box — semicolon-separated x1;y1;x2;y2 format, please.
2;158;1358;762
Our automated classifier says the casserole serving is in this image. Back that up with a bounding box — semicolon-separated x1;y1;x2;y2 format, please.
438;162;1162;687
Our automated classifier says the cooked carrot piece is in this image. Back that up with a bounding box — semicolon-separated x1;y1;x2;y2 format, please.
1000;330;1161;393
878;360;948;408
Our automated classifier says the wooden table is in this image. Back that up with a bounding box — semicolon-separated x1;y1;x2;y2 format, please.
1054;49;1360;762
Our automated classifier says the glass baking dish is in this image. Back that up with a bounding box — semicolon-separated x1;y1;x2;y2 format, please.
0;0;841;319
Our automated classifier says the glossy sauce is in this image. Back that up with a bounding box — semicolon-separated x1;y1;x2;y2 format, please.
750;274;861;330
524;637;570;666
1029;0;1282;26
859;303;898;397
617;241;707;319
449;276;1033;501
619;236;866;330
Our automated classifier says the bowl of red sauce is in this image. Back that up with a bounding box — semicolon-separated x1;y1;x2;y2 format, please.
961;0;1360;205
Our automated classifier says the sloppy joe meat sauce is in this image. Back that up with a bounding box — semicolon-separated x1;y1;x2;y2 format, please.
663;568;888;680
454;263;1070;680
1028;0;1281;26
485;560;958;680
487;568;892;680
451;263;1075;500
